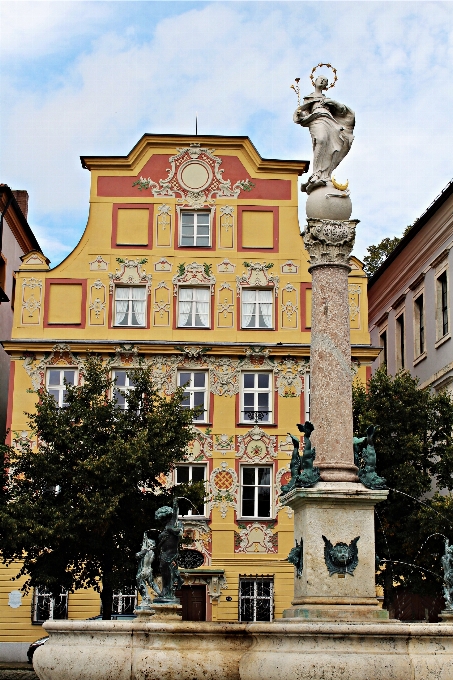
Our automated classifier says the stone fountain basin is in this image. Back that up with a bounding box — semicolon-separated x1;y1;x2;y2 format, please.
33;618;453;680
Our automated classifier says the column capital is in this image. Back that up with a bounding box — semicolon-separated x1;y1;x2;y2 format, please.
303;218;359;270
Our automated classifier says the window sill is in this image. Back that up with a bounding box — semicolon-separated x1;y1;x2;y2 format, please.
177;327;211;330
238;517;275;522
240;327;276;331
180;515;209;521
113;325;146;329
237;422;277;428
413;351;427;366
435;333;451;349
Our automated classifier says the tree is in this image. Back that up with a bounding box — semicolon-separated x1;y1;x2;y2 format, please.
0;355;205;619
362;227;412;278
352;369;453;607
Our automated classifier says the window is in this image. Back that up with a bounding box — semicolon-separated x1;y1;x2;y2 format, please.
379;330;387;369
46;369;76;407
239;578;273;622
436;271;449;339
241;466;272;518
32;587;68;624
114;286;146;326
113;369;136;409
175;464;207;516
178;371;208;422
241;289;273;329
180;211;211;247
241;372;272;423
178;287;210;328
112;588;137;616
414;294;425;357
395;314;405;370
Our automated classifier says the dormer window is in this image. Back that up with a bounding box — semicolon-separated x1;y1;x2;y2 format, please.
180;212;211;247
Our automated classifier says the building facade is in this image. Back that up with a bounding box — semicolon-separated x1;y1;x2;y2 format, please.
368;179;452;394
1;135;378;659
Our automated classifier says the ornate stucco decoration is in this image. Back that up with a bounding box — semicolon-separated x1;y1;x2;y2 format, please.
348;283;361;322
274;357;309;398
234;522;277;554
185;427;213;461
303;218;358;269
181;520;212;565
236;425;277;463
281;260;299;274
209;462;238;519
275;465;294;518
21;277;43;324
172;262;216;296
180;345;211;359
107;344;143;369
12;431;34;453
236;261;279;297
89;255;109;271
108;258;152;295
180;571;228;603
23;344;84;390
154;258;172;272
147;355;179;395
217;258;235;273
89;280;107;325
132;144;255;208
241;347;274;372
214;434;235;454
206;356;240;397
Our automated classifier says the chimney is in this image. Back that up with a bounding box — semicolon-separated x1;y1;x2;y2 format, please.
12;190;29;220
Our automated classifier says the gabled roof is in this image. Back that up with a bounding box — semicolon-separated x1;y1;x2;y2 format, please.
0;184;42;254
80;134;309;175
368;178;453;289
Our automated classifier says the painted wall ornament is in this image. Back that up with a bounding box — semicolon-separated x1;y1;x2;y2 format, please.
214;434;235;454
275;465;293;518
274;357;308;398
21;277;43;325
172;261;216;295
185;427;213;461
234;522;277;554
89;255;109;271
281;422;320;494
353;425;387;490
181;520;212;564
442;539;453;610
217;258;235;273
210;462;238;518
236;261;279;296
132;144;254;208
322;535;360;576
22;344;83;390
108;258;152;295
237;425;277;463
288;539;303;578
207;356;240;397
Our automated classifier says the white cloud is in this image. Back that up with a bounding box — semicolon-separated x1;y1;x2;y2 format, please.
1;1;453;263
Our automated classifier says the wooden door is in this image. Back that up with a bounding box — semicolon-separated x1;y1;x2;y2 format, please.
175;585;206;621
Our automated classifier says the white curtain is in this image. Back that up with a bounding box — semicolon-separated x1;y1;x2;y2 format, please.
194;288;210;327
178;288;193;326
258;290;273;328
242;289;256;328
132;287;146;326
115;287;130;325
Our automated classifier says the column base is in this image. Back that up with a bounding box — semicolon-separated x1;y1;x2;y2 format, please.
283;602;390;622
135;603;183;621
440;610;453;623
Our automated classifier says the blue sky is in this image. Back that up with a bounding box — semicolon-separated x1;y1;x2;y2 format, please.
1;1;453;266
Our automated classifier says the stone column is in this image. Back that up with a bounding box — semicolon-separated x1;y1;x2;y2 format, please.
303;217;359;482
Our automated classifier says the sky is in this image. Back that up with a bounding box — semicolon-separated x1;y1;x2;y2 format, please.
1;0;453;266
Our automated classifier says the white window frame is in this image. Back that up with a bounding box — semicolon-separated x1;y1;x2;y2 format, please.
175;463;208;517
112;588;137;616
240;465;272;519
241;288;274;329
177;370;208;422
32;586;68;624
240;372;273;424
414;292;425;359
395;312;405;371
179;211;211;247
239;577;274;622
112;369;136;410
304;373;310;422
177;286;211;328
436;269;449;341
114;285;147;327
46;368;77;408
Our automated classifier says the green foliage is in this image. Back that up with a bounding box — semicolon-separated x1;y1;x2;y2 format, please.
203;263;212;277
352;369;453;602
362;237;402;277
0;355;205;618
177;263;186;277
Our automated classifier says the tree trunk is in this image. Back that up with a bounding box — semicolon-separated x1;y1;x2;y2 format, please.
100;553;114;620
383;564;393;614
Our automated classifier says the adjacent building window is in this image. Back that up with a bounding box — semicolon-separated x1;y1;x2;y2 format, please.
240;466;272;518
414;294;425;357
32;587;68;624
304;373;311;421
175;464;207;516
46;369;77;407
113;369;136;409
436;271;449;339
178;287;210;327
395;314;405;371
178;371;208;422
239;577;274;622
112;588;137;616
241;289;273;329
379;330;387;370
114;286;146;327
241;372;272;423
180;211;211;247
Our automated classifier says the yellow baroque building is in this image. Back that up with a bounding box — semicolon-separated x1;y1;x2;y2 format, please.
1;135;378;656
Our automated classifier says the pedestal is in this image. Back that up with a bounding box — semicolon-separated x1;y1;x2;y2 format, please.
281;483;389;621
440;610;453;624
135;602;182;621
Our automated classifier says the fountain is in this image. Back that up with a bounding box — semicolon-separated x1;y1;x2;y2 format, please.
32;65;453;680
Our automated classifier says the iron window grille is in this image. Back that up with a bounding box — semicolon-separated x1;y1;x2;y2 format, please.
32;587;68;624
241;372;272;423
178;287;210;328
178;371;208;422
176;464;207;517
241;289;273;329
112;369;136;410
114;286;146;327
239;576;274;622
46;368;77;408
112;588;137;616
180;211;211;247
240;466;272;518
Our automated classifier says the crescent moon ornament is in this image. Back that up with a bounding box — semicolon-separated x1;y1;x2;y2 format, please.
310;63;338;89
331;176;349;191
